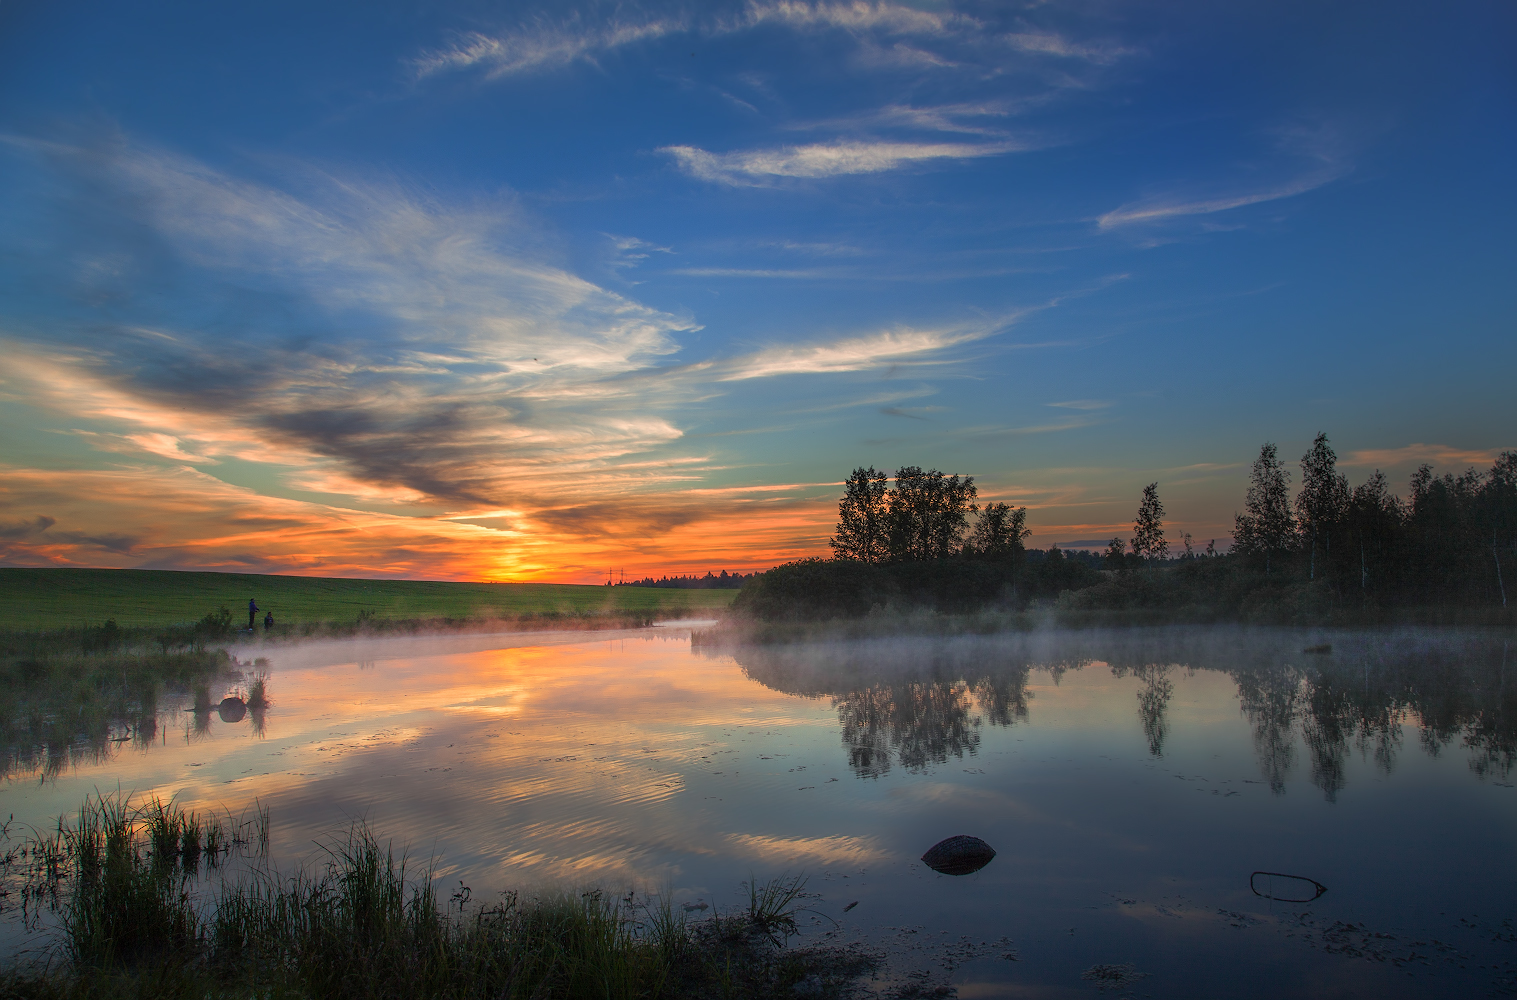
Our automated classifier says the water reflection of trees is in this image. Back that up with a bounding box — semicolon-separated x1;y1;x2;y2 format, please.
1108;664;1175;757
725;639;1078;778
0;661;269;782
717;631;1517;795
836;682;982;777
1229;636;1515;800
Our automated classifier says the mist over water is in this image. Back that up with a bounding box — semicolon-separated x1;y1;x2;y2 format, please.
2;625;1513;996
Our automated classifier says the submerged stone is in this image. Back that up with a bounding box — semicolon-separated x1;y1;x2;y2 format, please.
921;835;996;876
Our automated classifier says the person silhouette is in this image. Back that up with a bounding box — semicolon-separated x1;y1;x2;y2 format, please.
248;598;259;630
263;611;274;631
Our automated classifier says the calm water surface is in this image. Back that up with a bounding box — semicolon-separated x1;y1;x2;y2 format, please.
4;625;1515;997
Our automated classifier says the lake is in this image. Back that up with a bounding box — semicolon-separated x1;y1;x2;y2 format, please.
3;624;1514;997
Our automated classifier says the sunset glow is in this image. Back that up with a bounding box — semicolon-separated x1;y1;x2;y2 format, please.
1;2;1510;581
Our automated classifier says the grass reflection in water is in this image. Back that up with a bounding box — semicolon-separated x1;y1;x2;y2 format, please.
0;629;271;782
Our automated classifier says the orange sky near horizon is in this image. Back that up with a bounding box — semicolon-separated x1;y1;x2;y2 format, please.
0;462;1186;583
2;332;1508;584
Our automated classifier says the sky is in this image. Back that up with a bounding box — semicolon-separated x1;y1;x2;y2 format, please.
0;0;1513;583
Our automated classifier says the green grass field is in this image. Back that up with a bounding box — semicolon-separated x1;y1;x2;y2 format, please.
0;568;737;630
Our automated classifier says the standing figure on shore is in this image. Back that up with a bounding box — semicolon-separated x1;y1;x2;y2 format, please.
247;598;259;630
263;611;274;631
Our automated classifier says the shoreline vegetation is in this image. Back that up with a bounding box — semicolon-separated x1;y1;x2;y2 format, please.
719;440;1517;635
0;569;736;632
1;795;877;1000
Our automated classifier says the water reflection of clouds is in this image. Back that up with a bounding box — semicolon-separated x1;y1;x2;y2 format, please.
726;833;890;866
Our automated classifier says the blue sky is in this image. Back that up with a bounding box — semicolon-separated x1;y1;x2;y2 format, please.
0;0;1512;580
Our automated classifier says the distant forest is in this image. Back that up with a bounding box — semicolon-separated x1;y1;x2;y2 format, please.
731;437;1517;624
616;571;756;590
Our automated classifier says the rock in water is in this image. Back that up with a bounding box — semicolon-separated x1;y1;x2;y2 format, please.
217;697;247;723
921;835;996;875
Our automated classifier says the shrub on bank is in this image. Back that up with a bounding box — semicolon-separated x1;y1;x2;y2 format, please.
728;550;1514;628
729;559;900;621
728;555;1102;623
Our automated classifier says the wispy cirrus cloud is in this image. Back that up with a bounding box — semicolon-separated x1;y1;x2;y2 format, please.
1047;399;1113;411
661;139;1019;185
716;321;1001;380
787;100;1022;137
1097;173;1343;229
736;0;972;36
412;2;1134;85
410;0;969;83
413;18;687;79
1004;31;1134;64
879;405;943;420
1098;121;1353;229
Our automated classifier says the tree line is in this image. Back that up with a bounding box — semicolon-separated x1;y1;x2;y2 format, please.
765;436;1517;622
615;571;755;590
1229;435;1515;607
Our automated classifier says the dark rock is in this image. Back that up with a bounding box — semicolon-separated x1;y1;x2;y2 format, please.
217;697;247;723
921;835;996;876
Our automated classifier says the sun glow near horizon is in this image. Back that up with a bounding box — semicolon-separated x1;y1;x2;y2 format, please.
0;1;1509;580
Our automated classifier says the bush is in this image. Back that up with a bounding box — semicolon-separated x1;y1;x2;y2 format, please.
883;559;1014;613
730;559;900;622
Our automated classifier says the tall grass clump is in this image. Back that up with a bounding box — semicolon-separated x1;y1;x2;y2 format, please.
212;837;677;998
10;796;878;999
49;796;204;967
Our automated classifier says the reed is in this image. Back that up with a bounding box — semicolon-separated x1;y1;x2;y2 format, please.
4;795;875;999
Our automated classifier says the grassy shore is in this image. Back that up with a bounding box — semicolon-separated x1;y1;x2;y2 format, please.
0;569;737;632
1;796;877;1000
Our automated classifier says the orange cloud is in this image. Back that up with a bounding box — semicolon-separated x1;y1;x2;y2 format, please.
1344;443;1511;469
0;465;834;582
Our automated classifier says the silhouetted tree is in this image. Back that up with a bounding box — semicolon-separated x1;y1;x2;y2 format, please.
1297;433;1350;582
887;467;978;561
1131;483;1168;562
971;502;1030;560
1486;451;1517;608
1104;536;1128;571
831;467;890;563
1346;470;1403;598
1234;443;1296;574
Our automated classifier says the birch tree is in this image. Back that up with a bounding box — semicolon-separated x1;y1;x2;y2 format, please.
1234;443;1296;574
1297;433;1350;581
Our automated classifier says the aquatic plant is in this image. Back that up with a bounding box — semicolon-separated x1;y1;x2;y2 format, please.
5;795;876;1000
